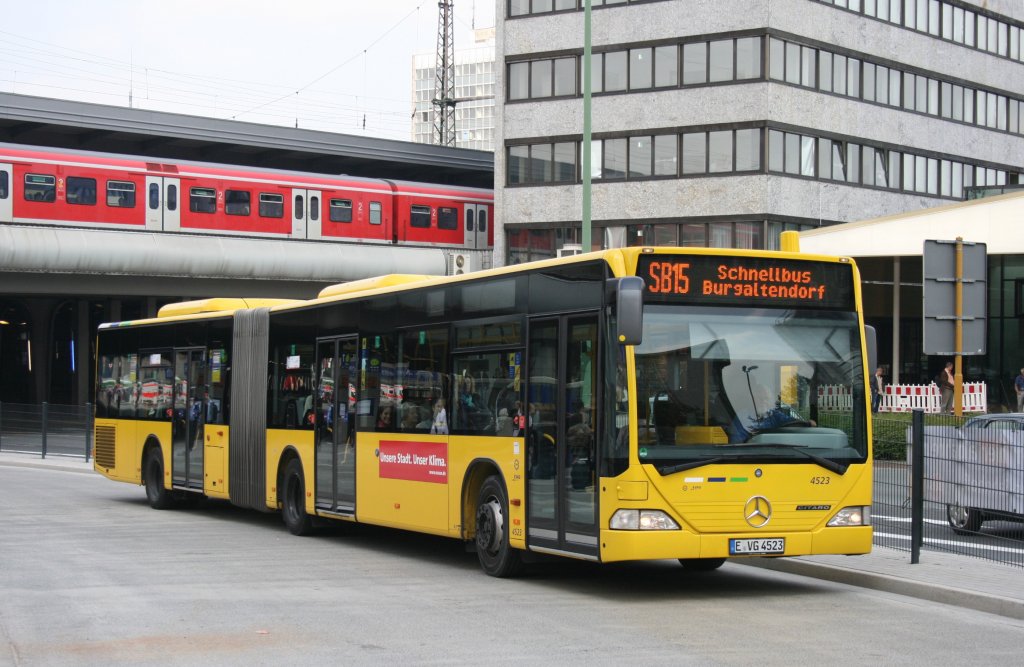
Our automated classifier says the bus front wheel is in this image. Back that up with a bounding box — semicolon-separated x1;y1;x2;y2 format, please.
281;458;313;536
475;475;523;578
144;448;173;510
679;558;726;571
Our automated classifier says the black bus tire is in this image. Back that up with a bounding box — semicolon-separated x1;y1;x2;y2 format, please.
679;558;726;571
475;475;523;578
144;447;174;510
282;458;313;536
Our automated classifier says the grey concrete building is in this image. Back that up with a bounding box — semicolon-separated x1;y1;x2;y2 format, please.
495;0;1024;264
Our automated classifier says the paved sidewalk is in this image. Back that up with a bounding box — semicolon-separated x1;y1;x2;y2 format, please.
744;546;1024;620
3;451;1022;619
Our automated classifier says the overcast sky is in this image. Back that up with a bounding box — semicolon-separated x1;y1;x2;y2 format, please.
0;0;495;141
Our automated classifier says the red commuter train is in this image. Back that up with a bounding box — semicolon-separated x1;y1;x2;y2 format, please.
0;143;493;249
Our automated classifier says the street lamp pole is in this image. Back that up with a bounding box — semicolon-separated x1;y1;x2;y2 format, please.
581;0;592;253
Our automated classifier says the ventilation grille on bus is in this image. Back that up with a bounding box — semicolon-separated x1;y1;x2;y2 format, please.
94;425;116;469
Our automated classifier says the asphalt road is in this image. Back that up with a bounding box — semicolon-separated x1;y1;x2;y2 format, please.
3;464;1024;666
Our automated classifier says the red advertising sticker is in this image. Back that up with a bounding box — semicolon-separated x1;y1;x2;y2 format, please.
378;440;448;484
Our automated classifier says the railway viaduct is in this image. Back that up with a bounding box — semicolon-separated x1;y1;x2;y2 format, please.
0;92;494;405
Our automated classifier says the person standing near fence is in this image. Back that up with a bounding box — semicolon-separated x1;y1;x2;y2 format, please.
1015;367;1024;412
871;366;884;413
938;361;955;413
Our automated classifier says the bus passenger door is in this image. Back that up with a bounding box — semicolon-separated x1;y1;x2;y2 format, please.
315;336;358;513
145;176;180;231
292;189;322;239
171;347;206;491
526;314;600;559
463;203;488;249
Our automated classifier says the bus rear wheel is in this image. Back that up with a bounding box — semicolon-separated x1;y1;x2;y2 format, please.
281;458;313;536
144;448;173;510
679;558;726;571
475;475;523;578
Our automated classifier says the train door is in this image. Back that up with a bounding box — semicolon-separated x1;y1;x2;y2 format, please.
314;336;358;514
291;189;322;239
463;203;489;249
171;347;206;491
0;162;12;222
145;176;180;231
526;314;600;560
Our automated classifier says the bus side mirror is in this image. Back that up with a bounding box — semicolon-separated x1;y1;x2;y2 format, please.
610;277;644;346
864;324;877;378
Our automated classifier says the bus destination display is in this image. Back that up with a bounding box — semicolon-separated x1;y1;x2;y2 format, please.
637;255;855;309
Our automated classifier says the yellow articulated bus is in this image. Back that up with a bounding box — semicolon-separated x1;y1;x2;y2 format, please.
94;240;874;577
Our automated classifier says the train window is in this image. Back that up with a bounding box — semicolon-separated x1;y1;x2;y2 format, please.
190;187;216;214
167;184;178;211
329;199;353;222
148;183;159;209
310;196;319;221
24;174;56;202
107;181;136;208
225;189;251;216
438;207;458;230
466;208;474;232
370;201;382;225
479;209;487;232
66;177;97;205
0;170;8;199
294;194;304;219
259;193;284;218
410;205;432;228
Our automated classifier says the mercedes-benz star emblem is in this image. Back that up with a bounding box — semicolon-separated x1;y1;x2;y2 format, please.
744;496;772;528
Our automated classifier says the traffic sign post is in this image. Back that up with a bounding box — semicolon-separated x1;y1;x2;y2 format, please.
923;238;987;417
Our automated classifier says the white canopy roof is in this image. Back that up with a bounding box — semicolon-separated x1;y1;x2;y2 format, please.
800;191;1024;257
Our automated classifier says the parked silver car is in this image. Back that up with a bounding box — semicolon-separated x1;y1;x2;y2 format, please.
946;413;1024;534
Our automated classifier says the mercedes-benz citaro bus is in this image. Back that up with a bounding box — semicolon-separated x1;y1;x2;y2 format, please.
94;233;873;577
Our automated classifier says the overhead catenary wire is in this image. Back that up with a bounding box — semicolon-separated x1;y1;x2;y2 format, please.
0;3;460;141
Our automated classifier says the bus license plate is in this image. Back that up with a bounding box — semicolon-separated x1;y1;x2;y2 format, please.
729;538;785;555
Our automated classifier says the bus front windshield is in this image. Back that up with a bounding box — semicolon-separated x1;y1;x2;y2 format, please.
632;305;867;474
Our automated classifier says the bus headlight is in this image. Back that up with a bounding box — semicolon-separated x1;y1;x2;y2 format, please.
610;509;680;530
827;506;871;527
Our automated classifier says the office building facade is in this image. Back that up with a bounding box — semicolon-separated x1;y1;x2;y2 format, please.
496;0;1024;263
412;29;497;151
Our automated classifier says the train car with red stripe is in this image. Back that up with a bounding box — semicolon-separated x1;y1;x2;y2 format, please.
0;143;493;250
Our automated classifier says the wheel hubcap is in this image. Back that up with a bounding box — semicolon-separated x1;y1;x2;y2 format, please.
477;498;503;554
949;505;968;527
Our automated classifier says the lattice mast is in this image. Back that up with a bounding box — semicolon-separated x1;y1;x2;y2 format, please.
433;0;456;146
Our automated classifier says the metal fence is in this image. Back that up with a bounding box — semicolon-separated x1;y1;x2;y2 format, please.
0;402;93;461
872;410;1024;569
2;401;1021;568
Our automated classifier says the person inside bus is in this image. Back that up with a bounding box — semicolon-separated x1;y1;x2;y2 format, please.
377;404;394;430
430;398;448;435
726;380;813;443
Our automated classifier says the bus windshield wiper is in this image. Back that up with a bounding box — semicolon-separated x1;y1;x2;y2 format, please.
654;445;847;476
655;457;725;476
769;444;848;475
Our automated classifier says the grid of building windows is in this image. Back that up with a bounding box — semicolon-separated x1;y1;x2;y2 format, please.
814;0;1024;63
412;38;496;150
769;36;1024;136
508;35;761;101
508;32;1022;137
508;126;1020;199
507;0;670;18
506;218;812;263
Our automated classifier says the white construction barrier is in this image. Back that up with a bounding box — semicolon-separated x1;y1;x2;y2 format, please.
879;382;987;414
818;382;987;413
